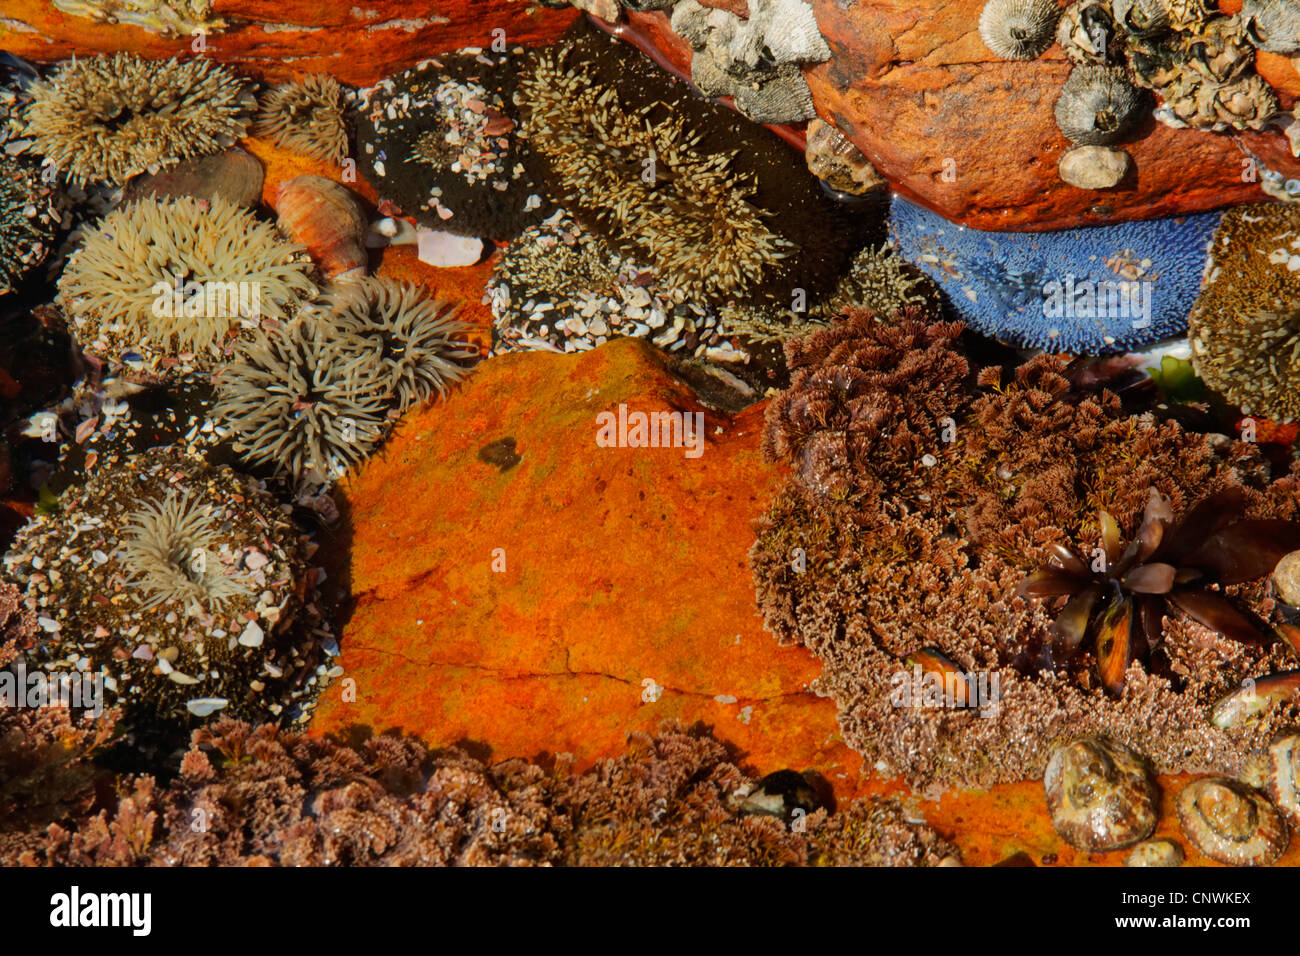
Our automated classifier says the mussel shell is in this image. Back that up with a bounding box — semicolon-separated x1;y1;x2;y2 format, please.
1044;736;1159;851
1265;731;1300;827
1176;777;1289;866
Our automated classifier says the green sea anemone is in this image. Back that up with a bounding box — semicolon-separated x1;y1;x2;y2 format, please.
253;74;349;166
213;316;393;487
57;195;318;370
22;52;255;187
324;277;477;408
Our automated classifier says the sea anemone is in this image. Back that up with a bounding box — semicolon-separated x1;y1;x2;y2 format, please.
2;447;322;730
1244;0;1300;54
252;74;349;166
22;53;254;187
212;316;392;487
119;489;248;615
355;50;548;241
979;0;1063;60
1054;65;1147;145
1189;203;1300;422
519;41;792;302
0;155;58;296
888;193;1217;353
1013;488;1300;695
57;195;318;370
322;277;477;408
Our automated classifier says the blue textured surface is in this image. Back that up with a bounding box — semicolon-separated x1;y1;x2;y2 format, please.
888;196;1221;354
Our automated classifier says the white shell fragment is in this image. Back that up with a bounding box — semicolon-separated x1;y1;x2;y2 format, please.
186;697;230;717
417;227;486;267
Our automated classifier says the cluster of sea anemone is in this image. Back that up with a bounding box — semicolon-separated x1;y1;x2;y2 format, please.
213;277;476;489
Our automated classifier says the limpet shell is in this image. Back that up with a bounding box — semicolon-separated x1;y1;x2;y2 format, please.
1044;736;1159;852
1176;777;1289;866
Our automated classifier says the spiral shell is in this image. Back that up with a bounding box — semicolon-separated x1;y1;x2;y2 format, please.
1054;65;1147;145
1176;777;1289;866
1264;731;1300;826
1244;0;1300;54
979;0;1062;61
1044;736;1159;852
273;175;367;280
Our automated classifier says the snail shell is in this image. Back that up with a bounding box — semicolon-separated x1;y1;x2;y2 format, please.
1265;731;1300;827
1044;736;1159;852
273;175;367;280
1176;777;1289;866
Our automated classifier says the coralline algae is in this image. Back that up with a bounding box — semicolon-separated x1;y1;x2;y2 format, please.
889;195;1219;353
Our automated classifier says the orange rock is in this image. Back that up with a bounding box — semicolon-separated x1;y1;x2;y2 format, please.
308;337;869;790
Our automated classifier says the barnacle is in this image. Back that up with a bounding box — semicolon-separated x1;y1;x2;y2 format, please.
979;0;1062;60
253;74;349;166
1054;65;1147;145
1243;0;1300;54
56;195;318;370
1013;488;1300;695
22;53;254;187
1057;0;1123;65
1111;0;1171;37
669;0;827;124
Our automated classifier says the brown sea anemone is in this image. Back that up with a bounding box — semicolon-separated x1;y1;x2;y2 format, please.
57;195;318;370
2;447;322;730
212;316;393;487
1014;488;1300;695
252;74;349;166
323;277;477;409
518;41;793;301
0;155;58;296
22;53;254;187
1189;204;1300;422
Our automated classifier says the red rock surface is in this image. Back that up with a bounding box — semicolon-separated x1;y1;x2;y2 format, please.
0;0;579;85
612;1;1300;231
